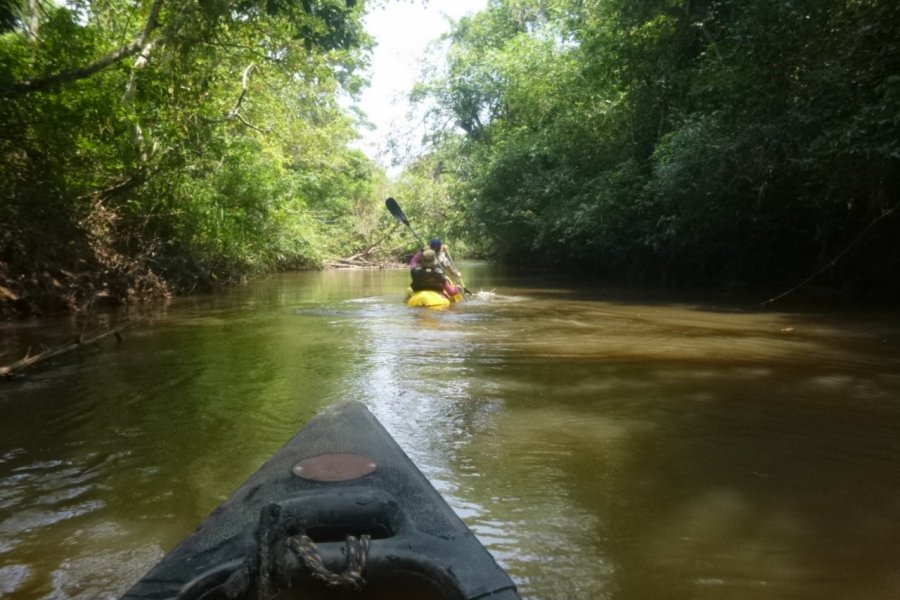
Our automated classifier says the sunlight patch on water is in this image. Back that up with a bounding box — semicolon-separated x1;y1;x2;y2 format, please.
447;404;630;599
50;545;166;600
342;296;382;303
0;564;31;595
0;500;106;537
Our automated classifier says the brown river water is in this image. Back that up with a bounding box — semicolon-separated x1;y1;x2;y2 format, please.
2;263;900;599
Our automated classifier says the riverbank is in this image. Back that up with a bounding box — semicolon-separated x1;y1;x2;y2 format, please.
0;256;169;320
0;254;405;321
4;245;889;321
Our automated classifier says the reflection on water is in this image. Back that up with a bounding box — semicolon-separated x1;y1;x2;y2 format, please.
2;265;900;599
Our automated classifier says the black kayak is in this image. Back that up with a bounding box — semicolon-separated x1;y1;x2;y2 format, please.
122;401;520;600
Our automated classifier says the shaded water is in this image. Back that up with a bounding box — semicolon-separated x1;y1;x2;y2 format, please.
2;264;900;599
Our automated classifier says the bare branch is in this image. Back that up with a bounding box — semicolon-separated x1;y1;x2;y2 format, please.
1;326;126;378
762;207;898;306
200;63;276;136
235;113;271;135
228;63;256;118
0;0;165;98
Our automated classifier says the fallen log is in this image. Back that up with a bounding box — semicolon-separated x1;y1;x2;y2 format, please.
326;257;388;269
1;326;126;379
325;242;413;269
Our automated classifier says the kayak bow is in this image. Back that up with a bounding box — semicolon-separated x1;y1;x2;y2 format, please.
122;401;520;600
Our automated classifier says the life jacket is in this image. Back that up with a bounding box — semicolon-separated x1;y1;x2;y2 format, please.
410;266;446;292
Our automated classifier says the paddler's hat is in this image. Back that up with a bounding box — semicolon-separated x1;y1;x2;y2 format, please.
422;249;437;267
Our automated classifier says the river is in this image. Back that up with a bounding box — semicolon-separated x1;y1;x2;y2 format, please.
2;264;900;599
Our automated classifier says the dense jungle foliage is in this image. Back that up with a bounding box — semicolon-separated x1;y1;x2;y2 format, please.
413;0;900;297
0;0;397;317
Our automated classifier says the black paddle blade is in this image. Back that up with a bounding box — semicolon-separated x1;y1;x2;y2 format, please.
385;197;409;226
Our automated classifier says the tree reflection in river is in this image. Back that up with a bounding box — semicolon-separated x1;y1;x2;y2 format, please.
2;264;900;599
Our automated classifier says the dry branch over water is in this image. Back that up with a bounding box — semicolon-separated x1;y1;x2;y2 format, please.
1;326;126;379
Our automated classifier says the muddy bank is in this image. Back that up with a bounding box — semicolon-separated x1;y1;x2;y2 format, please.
1;253;402;321
0;258;169;320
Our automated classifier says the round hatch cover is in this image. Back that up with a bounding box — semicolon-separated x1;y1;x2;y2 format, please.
292;453;377;482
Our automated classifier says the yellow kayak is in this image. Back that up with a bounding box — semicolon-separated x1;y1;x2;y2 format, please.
405;288;463;308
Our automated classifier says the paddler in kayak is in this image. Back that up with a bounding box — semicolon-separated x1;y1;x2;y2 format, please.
411;238;463;282
409;249;462;303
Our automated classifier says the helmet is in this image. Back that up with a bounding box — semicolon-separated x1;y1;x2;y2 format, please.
429;238;442;251
421;249;437;267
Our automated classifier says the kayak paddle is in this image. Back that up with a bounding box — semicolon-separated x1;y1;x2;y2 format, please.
443;246;470;297
385;197;424;244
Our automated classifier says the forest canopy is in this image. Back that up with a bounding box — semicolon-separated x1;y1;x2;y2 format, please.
412;0;900;296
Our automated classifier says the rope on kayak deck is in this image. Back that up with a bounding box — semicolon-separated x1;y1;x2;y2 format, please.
206;503;371;599
287;534;370;589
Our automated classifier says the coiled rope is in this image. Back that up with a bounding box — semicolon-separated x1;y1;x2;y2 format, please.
207;503;371;599
287;533;370;589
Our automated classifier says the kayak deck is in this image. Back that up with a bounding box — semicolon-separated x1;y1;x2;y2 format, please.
122;401;520;600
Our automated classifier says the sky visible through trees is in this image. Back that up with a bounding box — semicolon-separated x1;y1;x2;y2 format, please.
354;0;486;172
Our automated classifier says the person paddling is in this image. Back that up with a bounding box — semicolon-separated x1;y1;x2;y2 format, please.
411;238;463;280
410;249;461;300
